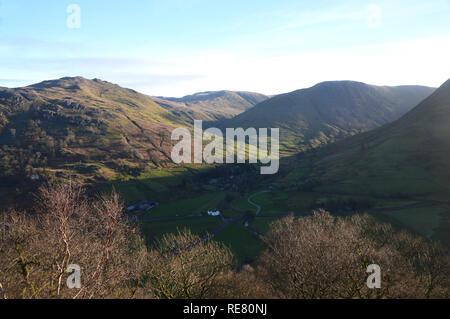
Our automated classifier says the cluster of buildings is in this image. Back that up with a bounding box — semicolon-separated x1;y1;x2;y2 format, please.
126;200;159;213
125;199;222;219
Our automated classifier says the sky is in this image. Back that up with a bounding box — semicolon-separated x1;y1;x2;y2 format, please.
0;0;449;96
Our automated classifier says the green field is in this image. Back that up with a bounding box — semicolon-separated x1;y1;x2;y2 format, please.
142;192;227;219
370;206;448;240
95;141;450;264
141;216;222;243
231;194;255;213
250;191;289;215
107;166;450;262
214;222;265;263
250;217;282;234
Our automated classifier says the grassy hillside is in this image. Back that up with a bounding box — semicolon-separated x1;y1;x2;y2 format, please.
0;77;193;194
154;90;268;121
282;79;450;245
307;79;450;199
0;76;446;255
218;81;435;154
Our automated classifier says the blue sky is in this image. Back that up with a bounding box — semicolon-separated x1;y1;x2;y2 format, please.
0;0;449;96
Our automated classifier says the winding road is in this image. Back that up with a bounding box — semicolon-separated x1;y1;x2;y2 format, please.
138;187;444;254
247;191;270;216
135;190;270;246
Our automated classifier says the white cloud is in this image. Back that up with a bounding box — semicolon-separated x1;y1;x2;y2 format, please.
151;34;450;96
1;34;449;96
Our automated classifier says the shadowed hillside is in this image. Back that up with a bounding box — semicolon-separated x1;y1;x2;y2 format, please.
286;79;450;245
217;81;435;154
307;79;450;200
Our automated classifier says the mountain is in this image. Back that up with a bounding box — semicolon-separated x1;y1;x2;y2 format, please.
0;77;190;187
304;79;450;201
217;81;435;154
273;79;450;246
153;90;268;121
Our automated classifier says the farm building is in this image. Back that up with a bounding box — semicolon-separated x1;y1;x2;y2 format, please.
127;200;159;212
207;210;221;217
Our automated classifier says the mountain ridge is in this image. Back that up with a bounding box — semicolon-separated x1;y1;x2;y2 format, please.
303;78;450;200
153;90;268;121
217;81;435;153
0;77;191;187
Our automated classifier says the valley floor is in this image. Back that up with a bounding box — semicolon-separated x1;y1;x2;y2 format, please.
99;164;450;263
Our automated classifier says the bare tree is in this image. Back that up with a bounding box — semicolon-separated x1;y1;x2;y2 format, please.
209;265;273;299
258;210;449;299
146;230;235;299
0;185;235;299
0;182;148;299
1;184;448;300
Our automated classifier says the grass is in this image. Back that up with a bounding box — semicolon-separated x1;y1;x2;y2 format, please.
99;164;218;205
286;191;317;214
142;191;227;219
371;206;447;239
141;216;222;243
214;222;265;263
250;217;282;234
284;167;310;181
251;191;289;215
220;208;243;219
231;194;255;213
372;199;420;209
102;180;157;204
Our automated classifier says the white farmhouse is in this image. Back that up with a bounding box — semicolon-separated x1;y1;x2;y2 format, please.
207;210;221;217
